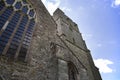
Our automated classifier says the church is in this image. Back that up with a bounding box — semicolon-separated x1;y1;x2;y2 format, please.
0;0;102;80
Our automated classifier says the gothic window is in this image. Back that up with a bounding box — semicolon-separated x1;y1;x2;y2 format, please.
29;9;35;17
0;0;36;61
0;12;21;55
0;7;13;30
18;19;35;61
68;62;78;80
22;6;28;14
0;1;5;11
6;15;28;57
6;0;15;5
14;1;22;9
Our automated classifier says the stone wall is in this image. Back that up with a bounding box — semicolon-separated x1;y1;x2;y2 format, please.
0;0;58;80
0;0;102;80
53;8;102;80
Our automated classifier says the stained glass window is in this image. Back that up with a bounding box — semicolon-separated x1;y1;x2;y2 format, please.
0;1;5;11
29;9;35;17
22;6;28;14
0;0;36;61
14;1;22;9
6;0;15;5
0;7;13;30
18;19;35;60
6;15;28;57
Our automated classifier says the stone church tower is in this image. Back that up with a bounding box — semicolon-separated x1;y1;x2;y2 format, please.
0;0;102;80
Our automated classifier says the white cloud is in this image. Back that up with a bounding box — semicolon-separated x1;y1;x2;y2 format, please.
82;34;93;40
61;7;71;12
42;0;46;4
41;0;72;15
111;0;120;7
94;59;114;73
97;43;102;47
41;0;60;15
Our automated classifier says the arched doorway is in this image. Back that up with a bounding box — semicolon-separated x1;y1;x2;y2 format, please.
68;62;78;80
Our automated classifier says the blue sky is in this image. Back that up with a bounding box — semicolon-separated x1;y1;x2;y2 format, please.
42;0;120;80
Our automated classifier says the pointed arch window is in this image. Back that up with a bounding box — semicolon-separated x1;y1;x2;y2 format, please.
0;0;36;61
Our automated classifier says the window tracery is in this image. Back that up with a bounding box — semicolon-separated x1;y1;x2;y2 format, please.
0;0;36;61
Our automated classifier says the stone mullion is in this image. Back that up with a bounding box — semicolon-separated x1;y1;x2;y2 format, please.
2;14;24;55
0;11;15;35
25;22;36;62
14;19;30;60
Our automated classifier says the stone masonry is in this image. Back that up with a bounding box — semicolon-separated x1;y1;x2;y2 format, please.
0;0;102;80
